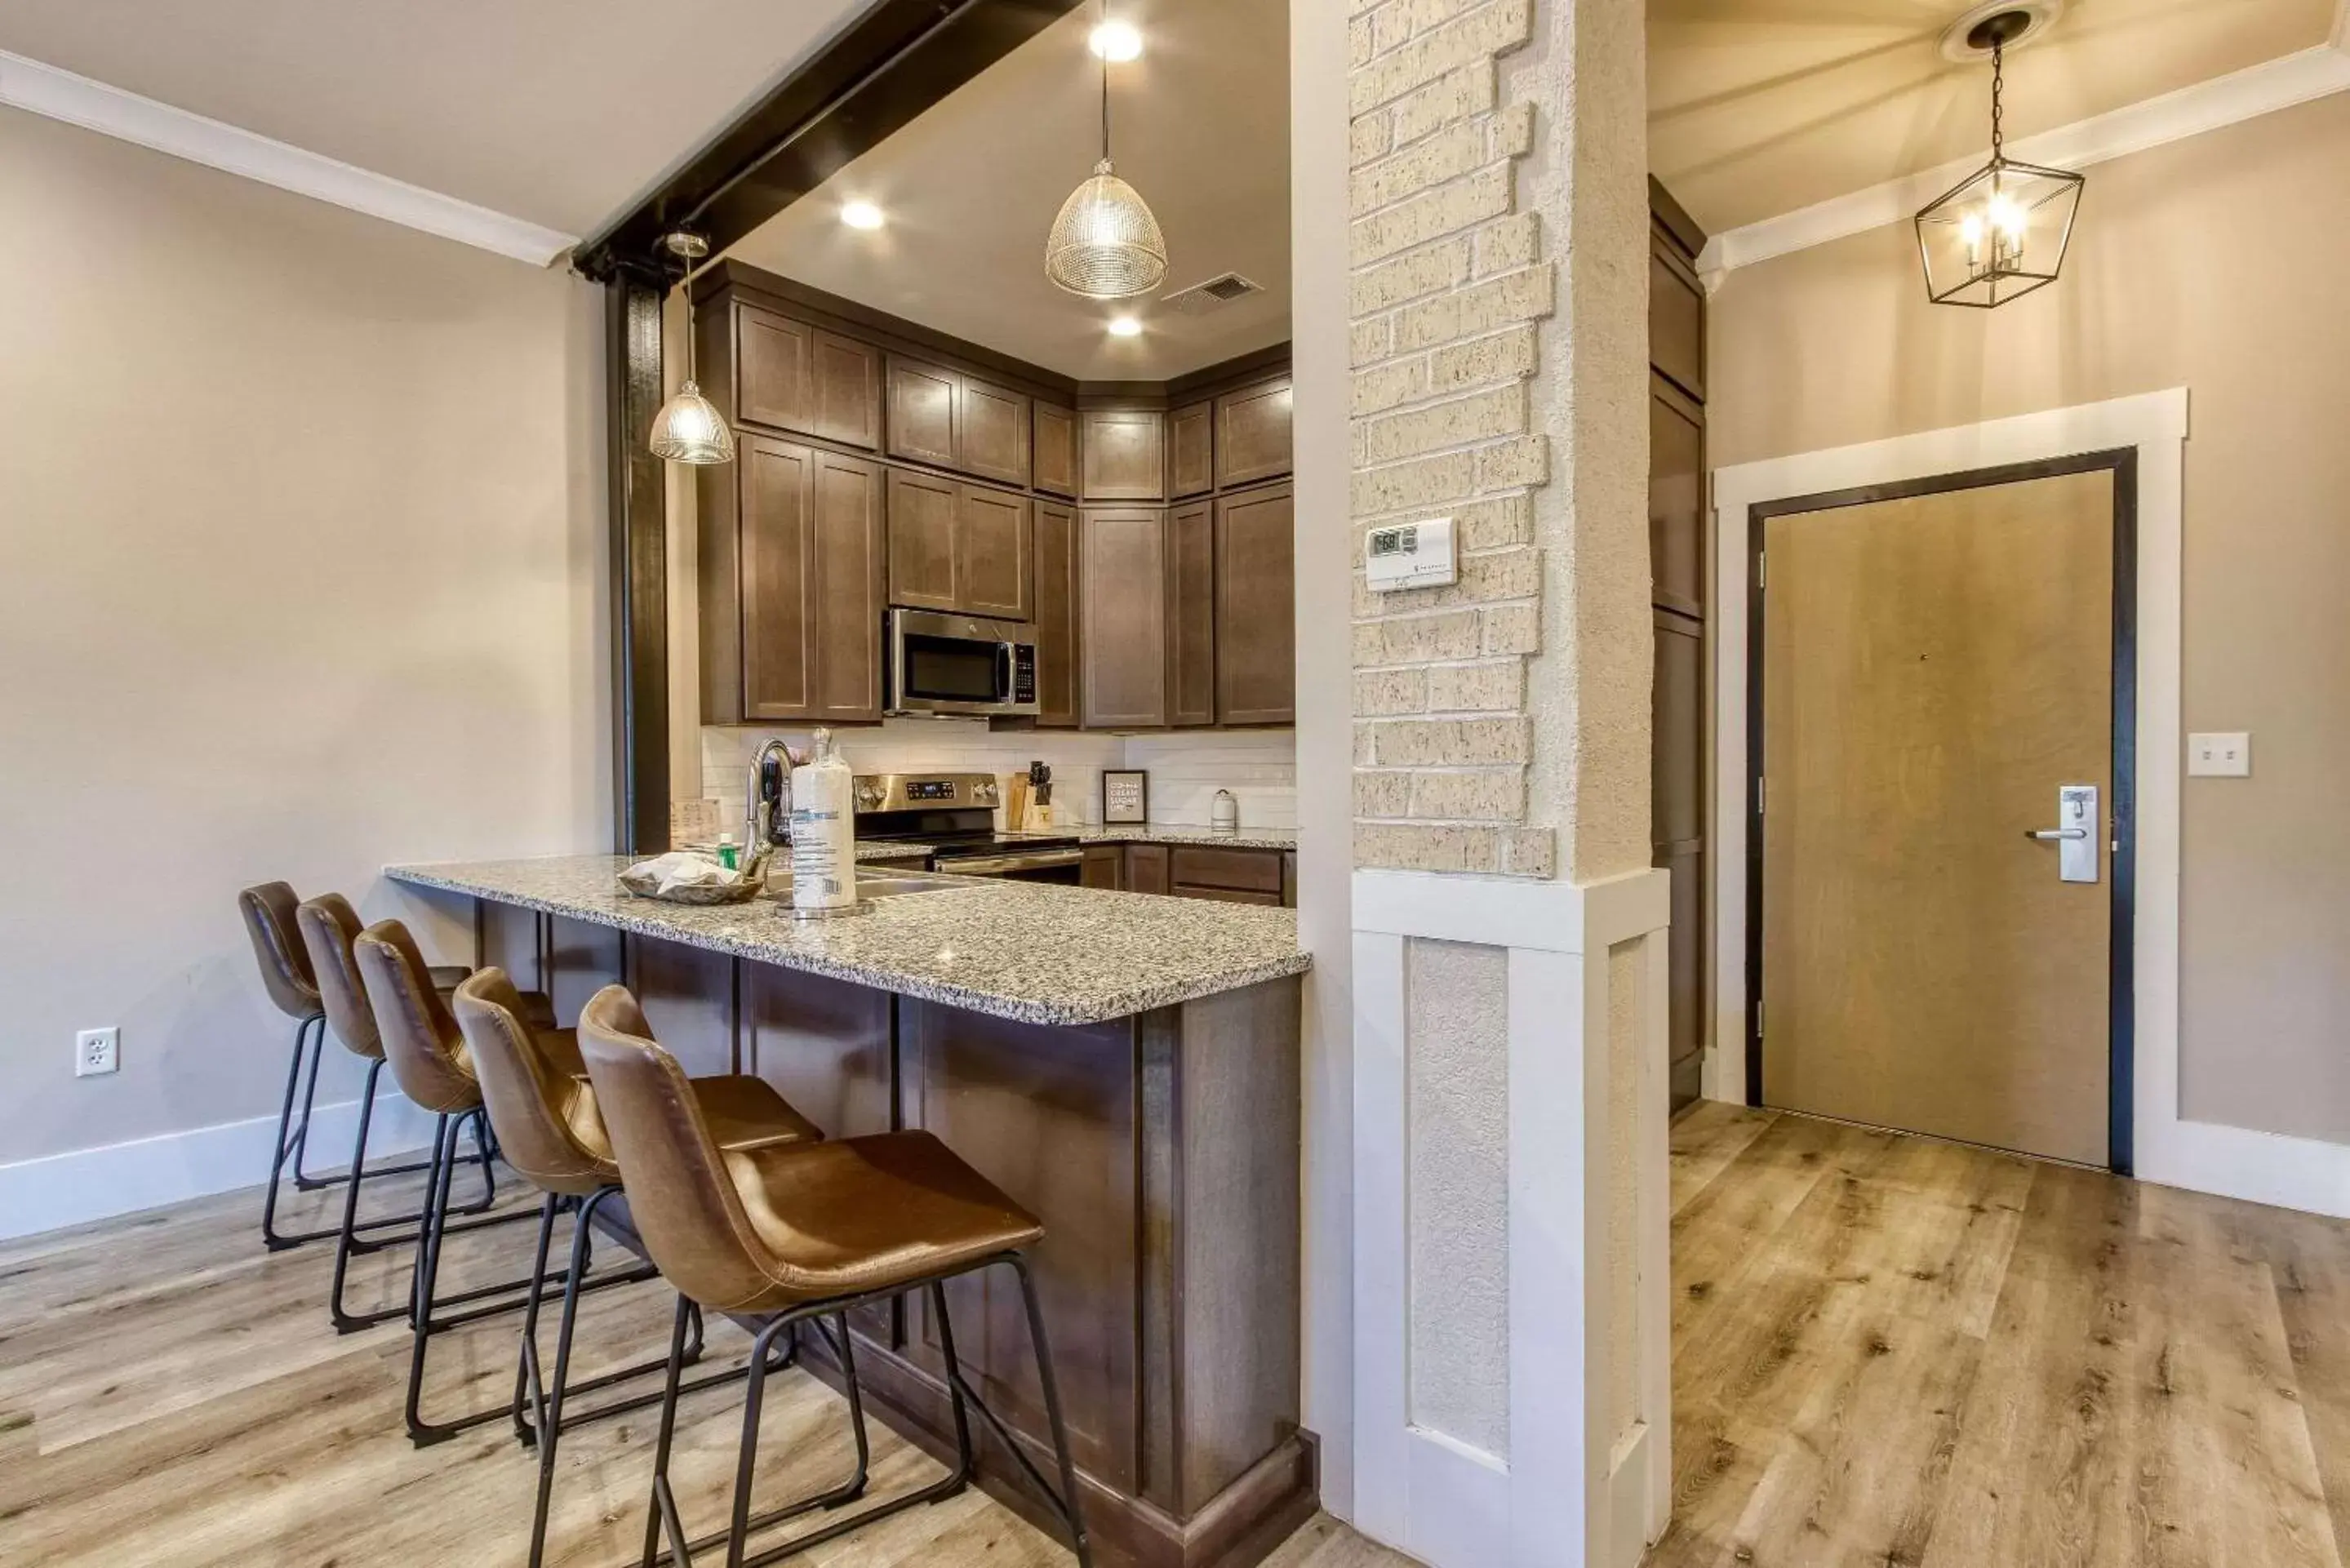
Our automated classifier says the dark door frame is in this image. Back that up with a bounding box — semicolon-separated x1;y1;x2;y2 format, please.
1744;448;2140;1174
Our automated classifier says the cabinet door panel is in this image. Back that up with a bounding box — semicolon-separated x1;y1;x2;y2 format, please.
961;376;1032;488
886;468;959;612
1167;401;1214;498
1166;500;1216;728
956;484;1033;623
1168;846;1284;893
886;356;960;469
1034;501;1080;727
1172;885;1284;907
1081;508;1167;728
1082;409;1166;501
1650;234;1706;401
1033;402;1078;497
1126;844;1171;895
1215;379;1292;487
736;304;811;433
809;451;885;722
739;436;815;719
1214;483;1295;725
811;331;881;450
1650;380;1705;619
1081;845;1124;889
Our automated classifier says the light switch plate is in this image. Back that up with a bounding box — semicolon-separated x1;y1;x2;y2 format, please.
2188;732;2251;777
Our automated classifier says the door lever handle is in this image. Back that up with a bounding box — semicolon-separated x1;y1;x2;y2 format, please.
2026;828;2090;841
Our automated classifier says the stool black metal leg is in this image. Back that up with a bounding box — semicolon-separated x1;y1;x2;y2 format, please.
643;1295;696;1568
928;1282;976;1493
261;1013;322;1248
328;1060;394;1331
1013;1253;1094;1568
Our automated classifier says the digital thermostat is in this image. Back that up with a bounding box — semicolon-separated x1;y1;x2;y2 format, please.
1364;516;1457;591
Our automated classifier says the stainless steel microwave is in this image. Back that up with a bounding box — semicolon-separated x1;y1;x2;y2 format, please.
884;608;1040;717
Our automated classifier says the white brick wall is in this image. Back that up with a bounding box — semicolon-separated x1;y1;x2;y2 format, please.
1348;0;1554;878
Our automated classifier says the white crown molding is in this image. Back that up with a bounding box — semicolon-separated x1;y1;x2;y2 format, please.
1698;40;2350;283
0;49;577;266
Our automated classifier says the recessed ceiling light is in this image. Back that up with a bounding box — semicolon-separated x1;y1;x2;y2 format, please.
1107;316;1143;337
841;201;885;230
1089;20;1143;61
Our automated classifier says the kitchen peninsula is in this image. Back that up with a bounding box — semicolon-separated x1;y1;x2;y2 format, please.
388;855;1314;1568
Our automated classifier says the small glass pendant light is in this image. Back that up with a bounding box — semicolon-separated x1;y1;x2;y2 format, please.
1045;2;1166;300
649;230;735;465
1914;9;2084;309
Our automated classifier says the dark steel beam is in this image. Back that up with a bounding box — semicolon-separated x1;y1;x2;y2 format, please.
606;276;670;855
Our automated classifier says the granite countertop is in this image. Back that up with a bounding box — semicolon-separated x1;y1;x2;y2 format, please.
387;855;1308;1028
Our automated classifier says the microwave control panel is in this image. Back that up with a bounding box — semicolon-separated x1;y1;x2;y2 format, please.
1012;644;1037;704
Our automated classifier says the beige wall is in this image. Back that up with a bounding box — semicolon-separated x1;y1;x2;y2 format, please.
0;108;610;1166
1709;91;2350;1145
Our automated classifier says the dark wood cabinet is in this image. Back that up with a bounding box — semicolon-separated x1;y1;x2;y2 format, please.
1080;845;1125;889
960;375;1032;488
700;433;884;724
1034;501;1080;727
886;467;959;613
1033;402;1077;498
889;469;1031;621
1079;507;1169;728
1214;483;1295;725
1126;844;1171;896
1167;401;1214;498
886;355;960;470
732;304;882;450
956;482;1033;622
1082;408;1166;500
1166;501;1216;727
1215;378;1293;488
1650;239;1706;402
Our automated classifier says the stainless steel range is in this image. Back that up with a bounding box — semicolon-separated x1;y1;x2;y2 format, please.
851;771;1083;883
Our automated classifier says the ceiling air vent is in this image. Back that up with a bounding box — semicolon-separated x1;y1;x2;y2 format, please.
1161;273;1263;314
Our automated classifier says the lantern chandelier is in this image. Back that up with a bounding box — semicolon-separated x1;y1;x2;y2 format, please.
1914;5;2084;309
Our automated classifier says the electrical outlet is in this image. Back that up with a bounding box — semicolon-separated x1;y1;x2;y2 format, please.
2188;731;2252;777
75;1027;119;1077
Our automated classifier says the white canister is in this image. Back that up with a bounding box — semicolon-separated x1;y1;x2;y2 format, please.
1211;788;1239;831
789;730;857;912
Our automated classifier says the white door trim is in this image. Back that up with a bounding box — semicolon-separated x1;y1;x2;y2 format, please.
1710;390;2350;1220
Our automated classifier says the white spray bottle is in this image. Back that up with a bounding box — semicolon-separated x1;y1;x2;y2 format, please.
789;729;857;914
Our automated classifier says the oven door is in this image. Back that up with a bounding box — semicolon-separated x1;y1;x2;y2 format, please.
887;609;1040;717
934;848;1086;885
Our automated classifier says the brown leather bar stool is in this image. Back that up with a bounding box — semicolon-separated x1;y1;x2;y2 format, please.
453;969;833;1568
297;893;523;1331
575;984;1094;1568
356;917;618;1445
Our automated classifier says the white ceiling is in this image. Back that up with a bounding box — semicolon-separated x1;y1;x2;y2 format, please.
724;0;1292;382
0;0;873;238
1650;0;2342;234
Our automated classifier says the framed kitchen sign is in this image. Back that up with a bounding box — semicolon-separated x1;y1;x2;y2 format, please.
1102;770;1148;824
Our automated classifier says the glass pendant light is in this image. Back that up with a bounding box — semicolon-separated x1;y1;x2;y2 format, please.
1045;1;1166;300
1914;9;2084;309
649;230;735;465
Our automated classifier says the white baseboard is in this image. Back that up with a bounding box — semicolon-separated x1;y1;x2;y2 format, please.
2139;1116;2350;1220
0;1090;441;1242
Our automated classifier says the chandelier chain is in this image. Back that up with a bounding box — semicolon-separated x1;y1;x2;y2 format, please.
1990;40;2005;162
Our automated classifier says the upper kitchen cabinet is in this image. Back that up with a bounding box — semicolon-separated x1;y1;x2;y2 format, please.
886;469;1033;623
1167;401;1215;498
1215;377;1293;488
1166;500;1217;728
700;433;885;725
1033;501;1080;727
1082;407;1166;501
886;355;1033;487
1079;507;1169;728
1033;403;1077;497
729;300;882;450
1215;482;1295;725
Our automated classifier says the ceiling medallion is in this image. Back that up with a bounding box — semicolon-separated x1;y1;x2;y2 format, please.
1915;7;2084;309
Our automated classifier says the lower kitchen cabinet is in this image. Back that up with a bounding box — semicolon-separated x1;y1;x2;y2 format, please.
1081;845;1125;889
700;433;885;724
1126;844;1171;895
1119;843;1291;906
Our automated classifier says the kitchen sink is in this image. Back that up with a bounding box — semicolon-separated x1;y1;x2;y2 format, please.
760;870;967;901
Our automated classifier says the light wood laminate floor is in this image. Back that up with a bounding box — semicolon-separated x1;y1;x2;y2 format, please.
8;1107;2348;1568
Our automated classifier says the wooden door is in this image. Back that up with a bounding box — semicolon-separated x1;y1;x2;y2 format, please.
809;330;881;450
960;376;1031;488
735;303;812;433
954;483;1033;622
1167;401;1214;497
806;451;885;723
1759;466;2119;1166
1082;409;1166;500
1215;379;1293;487
1080;508;1167;728
1165;500;1216;727
1214;482;1295;725
1034;501;1081;727
736;434;815;720
1033;402;1078;498
885;468;958;612
886;356;959;469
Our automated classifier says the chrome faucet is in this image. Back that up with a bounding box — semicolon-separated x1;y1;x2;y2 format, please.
747;738;800;850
